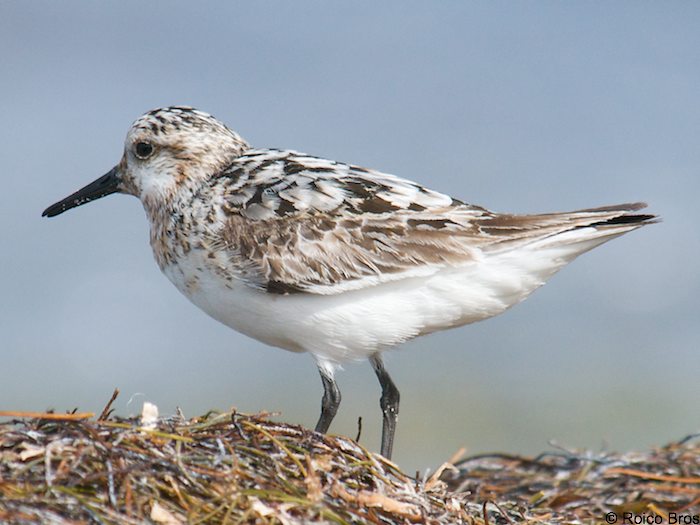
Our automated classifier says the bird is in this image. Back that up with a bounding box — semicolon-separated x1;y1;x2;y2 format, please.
43;106;657;460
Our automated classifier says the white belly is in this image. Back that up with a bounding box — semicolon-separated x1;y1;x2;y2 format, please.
159;240;581;366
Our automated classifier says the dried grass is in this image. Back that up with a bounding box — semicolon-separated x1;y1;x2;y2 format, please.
1;392;698;524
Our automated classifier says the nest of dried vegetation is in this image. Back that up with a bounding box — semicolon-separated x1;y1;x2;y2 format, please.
1;391;699;524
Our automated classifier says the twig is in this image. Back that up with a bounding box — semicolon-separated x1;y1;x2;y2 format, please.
605;468;700;484
98;388;120;421
482;501;490;525
0;411;94;420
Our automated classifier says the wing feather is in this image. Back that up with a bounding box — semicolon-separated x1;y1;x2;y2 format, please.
210;150;654;294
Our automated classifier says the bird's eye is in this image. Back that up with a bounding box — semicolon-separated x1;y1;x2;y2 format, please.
134;142;154;159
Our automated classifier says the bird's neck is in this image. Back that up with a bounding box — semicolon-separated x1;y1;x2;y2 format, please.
142;175;205;271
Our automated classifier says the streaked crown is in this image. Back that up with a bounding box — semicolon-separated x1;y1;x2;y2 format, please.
120;106;249;201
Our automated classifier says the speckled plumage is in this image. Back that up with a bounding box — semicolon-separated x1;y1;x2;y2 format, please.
43;106;657;459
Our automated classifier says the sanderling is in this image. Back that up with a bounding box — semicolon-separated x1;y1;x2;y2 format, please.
43;106;657;459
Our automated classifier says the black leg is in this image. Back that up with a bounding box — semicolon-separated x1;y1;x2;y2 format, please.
370;354;400;460
314;366;341;434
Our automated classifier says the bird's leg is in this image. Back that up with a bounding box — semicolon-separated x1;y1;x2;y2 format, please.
314;365;341;434
370;354;400;460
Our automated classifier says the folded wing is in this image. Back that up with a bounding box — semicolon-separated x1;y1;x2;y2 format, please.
213;151;656;295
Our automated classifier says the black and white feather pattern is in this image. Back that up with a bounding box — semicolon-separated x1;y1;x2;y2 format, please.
181;149;657;295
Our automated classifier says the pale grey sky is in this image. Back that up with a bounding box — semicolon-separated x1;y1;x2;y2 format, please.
1;2;699;471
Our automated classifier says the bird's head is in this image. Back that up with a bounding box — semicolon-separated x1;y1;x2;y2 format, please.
43;106;248;218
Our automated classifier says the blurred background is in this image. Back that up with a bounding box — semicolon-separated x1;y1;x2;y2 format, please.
1;2;698;472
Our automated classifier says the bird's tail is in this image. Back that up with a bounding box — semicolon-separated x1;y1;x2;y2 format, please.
478;202;657;255
522;202;658;255
471;202;657;298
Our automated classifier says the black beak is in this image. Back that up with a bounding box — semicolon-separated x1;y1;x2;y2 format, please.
42;166;121;218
